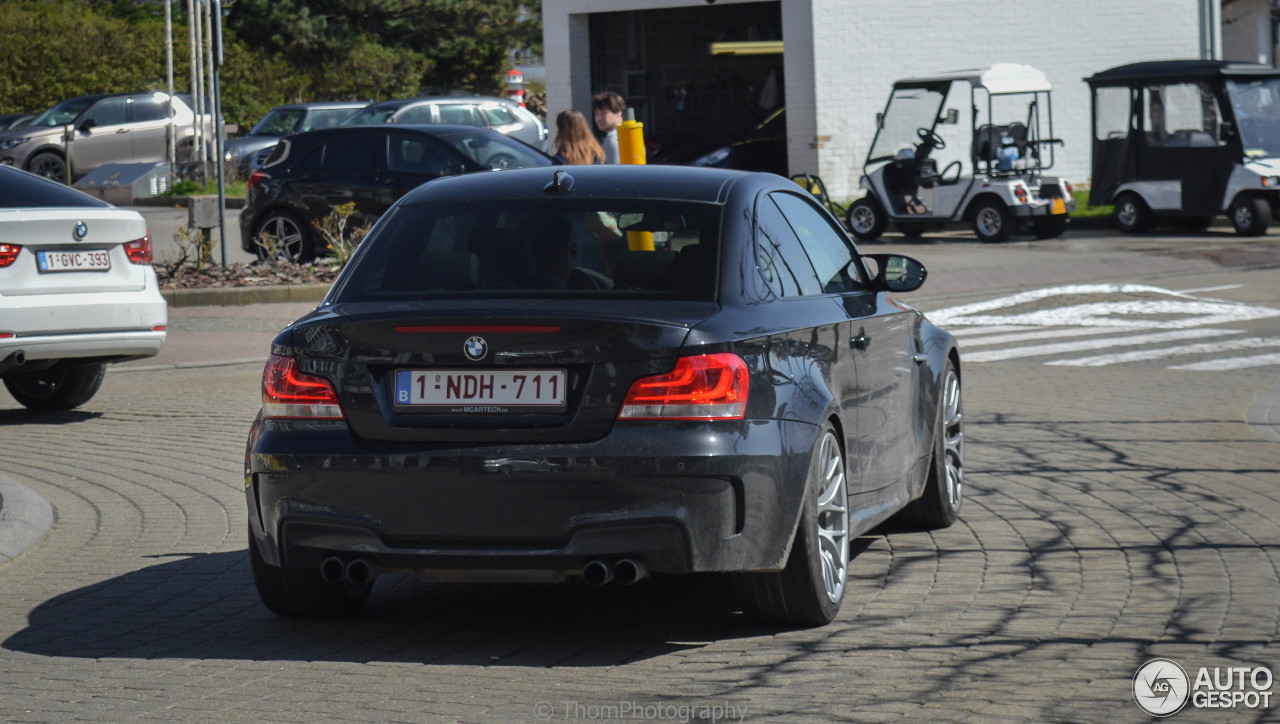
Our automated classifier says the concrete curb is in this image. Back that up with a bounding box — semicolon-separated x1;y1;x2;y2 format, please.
0;475;54;567
163;283;330;307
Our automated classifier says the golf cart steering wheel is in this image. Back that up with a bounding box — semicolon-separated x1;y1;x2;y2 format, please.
916;127;946;150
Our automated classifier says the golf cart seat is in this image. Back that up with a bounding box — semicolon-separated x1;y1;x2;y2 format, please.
974;122;1029;163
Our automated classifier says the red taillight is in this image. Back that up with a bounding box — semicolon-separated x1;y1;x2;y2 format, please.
1064;181;1074;196
618;353;749;420
246;171;267;194
0;243;20;268
124;232;151;265
261;354;345;420
1014;185;1029;204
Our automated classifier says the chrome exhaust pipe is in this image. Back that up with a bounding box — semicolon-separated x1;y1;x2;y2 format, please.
345;558;373;586
582;559;613;587
0;350;26;376
613;558;647;586
319;556;345;583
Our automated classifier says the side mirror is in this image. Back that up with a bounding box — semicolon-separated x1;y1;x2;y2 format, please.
1221;120;1236;139
865;253;927;293
939;108;960;125
78;118;98;133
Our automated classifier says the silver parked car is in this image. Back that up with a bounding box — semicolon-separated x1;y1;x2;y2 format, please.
343;96;548;151
224;101;369;177
0;91;210;182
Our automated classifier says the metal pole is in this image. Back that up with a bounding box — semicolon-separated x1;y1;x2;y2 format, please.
188;0;202;177
211;0;227;267
164;0;175;172
202;0;214;181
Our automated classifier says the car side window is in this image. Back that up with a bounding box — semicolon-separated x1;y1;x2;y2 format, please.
770;192;864;293
388;133;455;176
321;134;377;171
437;104;479;126
128;98;169;123
756;195;822;298
1143;83;1225;147
300;109;353;132
479;106;516;126
83;98;127;127
396;105;435;125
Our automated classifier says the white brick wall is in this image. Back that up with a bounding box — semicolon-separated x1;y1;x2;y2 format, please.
546;0;1214;197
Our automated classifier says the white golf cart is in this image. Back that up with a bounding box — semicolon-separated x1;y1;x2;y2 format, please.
1086;60;1280;235
847;64;1075;242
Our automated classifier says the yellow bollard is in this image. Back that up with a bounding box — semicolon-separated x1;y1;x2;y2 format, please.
617;108;647;166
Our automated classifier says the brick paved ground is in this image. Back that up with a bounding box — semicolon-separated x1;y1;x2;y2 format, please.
0;232;1276;722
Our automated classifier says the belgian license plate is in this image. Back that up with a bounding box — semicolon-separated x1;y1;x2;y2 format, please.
37;250;111;272
395;369;567;411
1051;198;1067;215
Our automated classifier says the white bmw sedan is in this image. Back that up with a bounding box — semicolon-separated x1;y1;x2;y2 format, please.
0;166;166;410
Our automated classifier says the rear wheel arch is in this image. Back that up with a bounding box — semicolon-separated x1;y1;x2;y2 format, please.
962;192;1007;221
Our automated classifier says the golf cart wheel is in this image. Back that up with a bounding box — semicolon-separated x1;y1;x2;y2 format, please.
1030;216;1068;239
1114;193;1152;234
971;199;1013;242
846;197;888;241
1229;197;1271;236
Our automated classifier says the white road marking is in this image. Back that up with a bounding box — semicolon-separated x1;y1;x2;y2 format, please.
1047;337;1280;367
963;329;1240;363
947;325;1026;337
1170;352;1280;371
960;327;1121;347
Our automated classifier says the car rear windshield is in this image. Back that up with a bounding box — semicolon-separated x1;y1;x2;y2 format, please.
0;168;109;208
333;198;722;302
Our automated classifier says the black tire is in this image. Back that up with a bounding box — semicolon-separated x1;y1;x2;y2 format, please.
735;423;849;626
27;151;67;183
4;362;105;411
896;222;928;238
971;199;1013;242
1229;196;1271;236
895;358;964;530
1114;193;1152;234
248;529;370;617
846;196;888;241
253;210;314;263
1030;215;1068;239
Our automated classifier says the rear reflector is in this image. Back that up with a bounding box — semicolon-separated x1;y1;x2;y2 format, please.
0;243;20;268
246;171;267;194
261;354;345;420
152;325;166;332
124;232;152;265
618;353;749;420
0;332;13;339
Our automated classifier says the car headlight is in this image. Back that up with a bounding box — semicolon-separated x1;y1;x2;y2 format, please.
0;137;30;151
692;147;731;166
1263;175;1280;187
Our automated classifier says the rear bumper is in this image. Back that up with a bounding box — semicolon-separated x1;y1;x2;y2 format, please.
0;287;167;363
246;418;819;580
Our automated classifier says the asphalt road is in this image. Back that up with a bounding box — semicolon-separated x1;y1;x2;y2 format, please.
0;228;1278;722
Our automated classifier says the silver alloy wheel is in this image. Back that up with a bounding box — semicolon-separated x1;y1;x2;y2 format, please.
28;154;66;182
256;214;305;262
814;431;849;604
941;367;964;511
1234;203;1253;228
976;206;1004;237
1117;200;1137;227
851;204;877;234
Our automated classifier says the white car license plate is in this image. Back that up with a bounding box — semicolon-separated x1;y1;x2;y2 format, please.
37;250;111;272
395;369;567;411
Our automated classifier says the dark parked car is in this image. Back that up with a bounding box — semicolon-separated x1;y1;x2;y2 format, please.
0;113;33;131
239;124;554;262
343;96;548;151
244;164;964;626
224;101;369;177
651;107;787;176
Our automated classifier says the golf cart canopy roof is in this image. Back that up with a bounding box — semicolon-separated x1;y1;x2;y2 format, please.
1086;60;1280;86
893;64;1052;94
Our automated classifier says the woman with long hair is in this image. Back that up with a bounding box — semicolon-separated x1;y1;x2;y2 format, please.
553;109;606;165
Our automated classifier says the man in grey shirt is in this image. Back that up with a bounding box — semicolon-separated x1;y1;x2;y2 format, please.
592;91;625;164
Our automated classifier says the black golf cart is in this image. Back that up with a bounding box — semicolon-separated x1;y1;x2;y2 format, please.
1086;60;1280;235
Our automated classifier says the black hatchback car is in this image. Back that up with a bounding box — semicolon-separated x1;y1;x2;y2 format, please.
245;165;963;626
239;124;553;262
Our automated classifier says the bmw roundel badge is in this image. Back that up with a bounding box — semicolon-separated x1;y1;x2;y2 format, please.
464;336;488;361
73;221;88;241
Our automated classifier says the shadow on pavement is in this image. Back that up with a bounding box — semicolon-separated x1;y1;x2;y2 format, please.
2;545;854;665
0;409;102;425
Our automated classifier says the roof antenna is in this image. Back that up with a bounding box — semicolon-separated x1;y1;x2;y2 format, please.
543;169;574;194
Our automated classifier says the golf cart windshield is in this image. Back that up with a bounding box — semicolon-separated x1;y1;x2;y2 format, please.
868;86;947;163
1227;78;1280;157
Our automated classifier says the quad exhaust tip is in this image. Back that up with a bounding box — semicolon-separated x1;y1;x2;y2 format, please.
613;558;648;586
582;559;613;587
320;556;375;585
582;559;648;587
